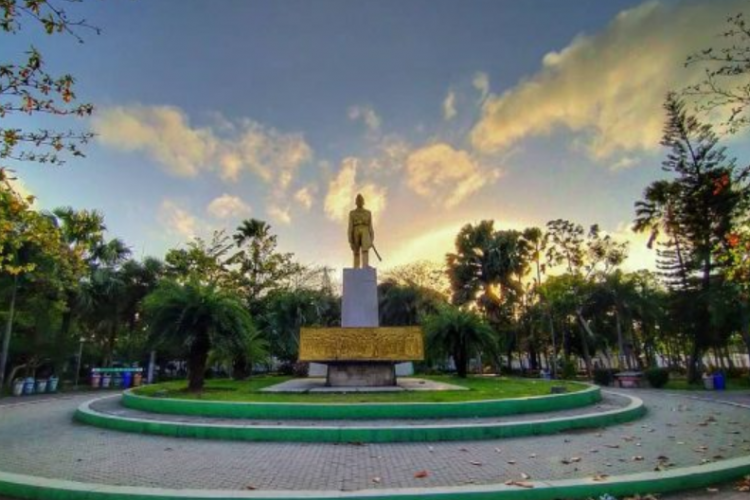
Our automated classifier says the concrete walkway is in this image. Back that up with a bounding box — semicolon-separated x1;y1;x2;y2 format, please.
0;390;748;495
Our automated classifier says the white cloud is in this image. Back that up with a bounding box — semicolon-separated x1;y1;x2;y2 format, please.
473;72;490;102
443;90;457;120
206;194;251;219
94;106;313;187
220;120;313;185
348;105;382;134
609;156;639;172
94;106;216;177
365;136;411;172
470;0;747;160
158;199;199;238
294;185;316;210
405;143;502;208
324;157;387;222
267;204;292;225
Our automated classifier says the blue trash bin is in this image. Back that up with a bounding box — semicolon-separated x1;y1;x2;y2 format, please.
23;377;35;395
713;373;726;391
122;371;133;388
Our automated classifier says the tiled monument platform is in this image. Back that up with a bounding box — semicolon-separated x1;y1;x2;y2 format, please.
260;377;468;393
1;389;750;500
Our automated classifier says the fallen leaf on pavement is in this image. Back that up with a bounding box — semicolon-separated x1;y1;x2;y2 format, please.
414;470;429;479
504;480;534;489
735;475;750;492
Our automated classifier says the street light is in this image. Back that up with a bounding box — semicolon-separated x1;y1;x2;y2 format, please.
74;337;86;390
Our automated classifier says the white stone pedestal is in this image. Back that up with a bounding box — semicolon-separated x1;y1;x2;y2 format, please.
307;267;415;385
342;267;378;327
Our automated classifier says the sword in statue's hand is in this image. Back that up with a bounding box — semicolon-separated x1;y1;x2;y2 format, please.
371;244;383;262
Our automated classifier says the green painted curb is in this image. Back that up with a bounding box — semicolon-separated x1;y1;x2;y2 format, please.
75;392;645;443
122;384;601;420
1;455;749;500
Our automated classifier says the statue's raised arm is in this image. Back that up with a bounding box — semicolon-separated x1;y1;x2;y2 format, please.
348;194;374;268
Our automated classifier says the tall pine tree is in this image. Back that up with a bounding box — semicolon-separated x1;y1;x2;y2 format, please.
634;93;750;382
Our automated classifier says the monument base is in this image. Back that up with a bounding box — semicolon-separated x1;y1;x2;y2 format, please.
326;362;396;387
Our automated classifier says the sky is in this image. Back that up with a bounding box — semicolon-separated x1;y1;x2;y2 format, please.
7;0;750;275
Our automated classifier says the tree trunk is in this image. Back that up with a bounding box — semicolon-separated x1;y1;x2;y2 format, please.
232;354;249;380
575;310;594;377
187;336;210;392
528;341;539;371
614;308;626;370
740;301;750;365
455;340;468;378
0;275;19;389
549;314;558;378
687;340;703;384
723;345;735;371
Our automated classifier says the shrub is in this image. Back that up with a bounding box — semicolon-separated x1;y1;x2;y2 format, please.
645;367;670;388
279;361;310;377
593;368;617;386
561;359;578;380
726;367;749;379
292;362;309;378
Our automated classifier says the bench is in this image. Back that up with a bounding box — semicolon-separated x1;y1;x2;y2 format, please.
614;371;644;388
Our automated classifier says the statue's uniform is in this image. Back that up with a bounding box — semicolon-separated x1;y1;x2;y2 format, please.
349;209;373;251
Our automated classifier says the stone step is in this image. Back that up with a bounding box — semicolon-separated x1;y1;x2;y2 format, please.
75;391;645;443
121;383;602;420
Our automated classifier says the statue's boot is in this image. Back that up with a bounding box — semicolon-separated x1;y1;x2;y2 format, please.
353;251;361;269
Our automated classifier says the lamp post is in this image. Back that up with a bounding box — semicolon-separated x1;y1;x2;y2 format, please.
74;337;86;390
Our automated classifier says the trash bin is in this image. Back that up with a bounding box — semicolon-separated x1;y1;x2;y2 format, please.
703;374;715;390
12;379;24;396
47;376;59;393
35;379;47;393
713;372;726;391
23;377;35;395
122;371;133;388
133;372;143;387
91;372;101;388
101;374;112;388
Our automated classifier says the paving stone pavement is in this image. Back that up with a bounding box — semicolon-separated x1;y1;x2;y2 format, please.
89;392;631;426
0;390;748;494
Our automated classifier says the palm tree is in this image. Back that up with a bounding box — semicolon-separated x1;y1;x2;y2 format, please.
257;288;339;365
423;306;497;378
144;280;255;391
378;280;445;326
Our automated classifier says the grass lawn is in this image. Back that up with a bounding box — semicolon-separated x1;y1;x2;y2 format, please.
132;375;587;403
665;377;750;391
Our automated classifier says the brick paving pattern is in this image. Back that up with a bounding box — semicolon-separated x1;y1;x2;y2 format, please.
0;390;747;493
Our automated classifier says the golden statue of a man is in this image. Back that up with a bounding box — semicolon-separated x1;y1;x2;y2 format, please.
348;194;374;268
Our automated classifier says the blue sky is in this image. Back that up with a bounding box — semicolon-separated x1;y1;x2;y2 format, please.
8;0;750;272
